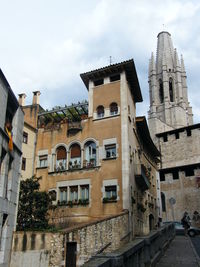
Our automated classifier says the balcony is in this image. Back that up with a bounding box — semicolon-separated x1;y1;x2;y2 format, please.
135;164;150;191
67;121;82;135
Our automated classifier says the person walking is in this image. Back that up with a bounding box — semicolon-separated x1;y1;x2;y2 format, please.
181;212;191;236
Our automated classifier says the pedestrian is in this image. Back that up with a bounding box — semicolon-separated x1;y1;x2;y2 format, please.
181;212;190;236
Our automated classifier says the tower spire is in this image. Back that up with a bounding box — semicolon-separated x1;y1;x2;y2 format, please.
148;31;193;137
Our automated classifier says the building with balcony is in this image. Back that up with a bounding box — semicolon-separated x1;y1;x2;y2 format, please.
21;59;160;237
0;69;23;267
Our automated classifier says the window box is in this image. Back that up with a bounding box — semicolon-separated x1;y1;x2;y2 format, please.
78;199;89;206
103;196;117;203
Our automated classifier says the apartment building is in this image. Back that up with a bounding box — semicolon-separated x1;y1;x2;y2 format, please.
0;69;23;267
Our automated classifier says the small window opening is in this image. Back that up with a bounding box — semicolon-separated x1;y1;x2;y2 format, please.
110;102;118;115
94;79;104;86
172;170;179;180
163;135;168;142
187;129;192;136
110;74;120;82
22;157;26;171
96;105;104;118
159;80;164;103
185;167;194;177
23;132;28;144
160;172;165;182
175;132;179;139
169;79;174;102
161;192;166;212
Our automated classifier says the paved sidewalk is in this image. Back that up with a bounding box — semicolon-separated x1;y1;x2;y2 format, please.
156;236;200;267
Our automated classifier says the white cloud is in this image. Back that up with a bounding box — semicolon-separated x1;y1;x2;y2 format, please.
0;0;200;122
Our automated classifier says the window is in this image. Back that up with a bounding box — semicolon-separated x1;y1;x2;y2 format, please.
110;74;120;82
94;79;104;86
187;129;192;136
110;102;118;115
159;79;164;103
0;149;6;173
69;144;81;169
161;192;166;212
80;185;89;200
49;190;57;201
172;171;179;180
160;172;165;182
59;187;67;202
185;168;194;177
22;157;26;171
56;146;67;170
105;144;116;159
105;185;117;200
96;105;104;118
169;78;174;102
39;155;48;168
175;132;179;139
84;141;96;167
163;135;168;142
23;132;28;144
69;186;78;202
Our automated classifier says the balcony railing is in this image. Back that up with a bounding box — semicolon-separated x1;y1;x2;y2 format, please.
134;164;150;191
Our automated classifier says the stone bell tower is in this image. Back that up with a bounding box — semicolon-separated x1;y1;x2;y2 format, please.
148;31;193;139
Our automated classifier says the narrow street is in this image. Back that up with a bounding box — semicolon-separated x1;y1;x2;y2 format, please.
156;236;200;267
190;236;200;258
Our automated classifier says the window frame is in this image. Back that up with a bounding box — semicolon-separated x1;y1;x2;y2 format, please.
105;144;117;159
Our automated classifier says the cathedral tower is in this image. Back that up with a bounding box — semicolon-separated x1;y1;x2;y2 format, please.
148;31;193;139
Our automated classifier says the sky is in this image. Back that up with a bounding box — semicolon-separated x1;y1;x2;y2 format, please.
1;0;200;122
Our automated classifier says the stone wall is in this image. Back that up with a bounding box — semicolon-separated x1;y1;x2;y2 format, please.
158;126;200;169
10;211;129;267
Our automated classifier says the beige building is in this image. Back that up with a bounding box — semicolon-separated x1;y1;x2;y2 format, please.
22;60;160;237
19;92;43;180
148;31;200;222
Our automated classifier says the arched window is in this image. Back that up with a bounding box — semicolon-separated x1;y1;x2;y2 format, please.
110;102;118;115
84;141;96;168
169;78;174;102
96;105;104;118
161;192;166;212
159;79;164;103
69;143;81;169
56;146;67;171
49;190;57;202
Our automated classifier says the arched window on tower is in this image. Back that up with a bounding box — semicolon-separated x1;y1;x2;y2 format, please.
169;78;174;102
56;146;67;171
161;192;166;212
159;79;164;103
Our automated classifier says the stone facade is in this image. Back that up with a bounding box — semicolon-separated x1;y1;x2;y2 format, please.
0;69;24;267
148;31;200;222
10;212;129;267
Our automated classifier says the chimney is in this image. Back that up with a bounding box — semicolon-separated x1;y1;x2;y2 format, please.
18;93;26;106
32;91;41;105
